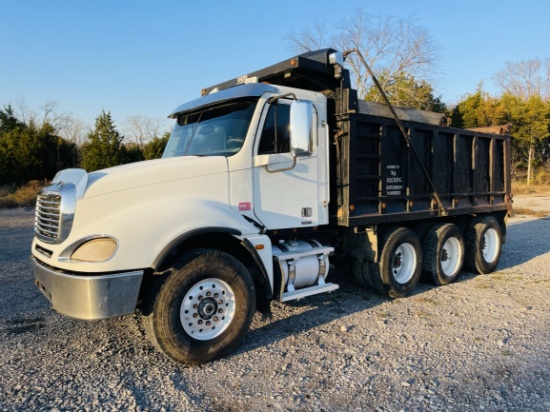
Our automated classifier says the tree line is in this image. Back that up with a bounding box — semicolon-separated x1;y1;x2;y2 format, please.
0;107;168;186
1;81;549;189
1;11;549;187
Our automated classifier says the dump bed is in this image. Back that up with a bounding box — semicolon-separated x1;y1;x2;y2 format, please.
332;102;512;227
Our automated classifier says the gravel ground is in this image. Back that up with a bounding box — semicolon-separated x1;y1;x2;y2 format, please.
0;204;549;411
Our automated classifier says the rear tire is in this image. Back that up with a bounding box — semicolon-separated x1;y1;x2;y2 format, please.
142;249;256;365
351;256;374;289
422;223;465;285
369;227;422;298
464;216;502;274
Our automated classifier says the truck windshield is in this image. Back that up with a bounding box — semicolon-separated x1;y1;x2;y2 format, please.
163;98;259;158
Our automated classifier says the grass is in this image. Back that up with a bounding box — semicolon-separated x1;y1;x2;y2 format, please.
0;181;42;209
512;207;550;217
512;181;550;196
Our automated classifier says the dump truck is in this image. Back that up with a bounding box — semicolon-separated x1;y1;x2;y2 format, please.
31;49;512;364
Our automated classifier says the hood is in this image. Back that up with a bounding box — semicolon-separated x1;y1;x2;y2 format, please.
83;156;229;198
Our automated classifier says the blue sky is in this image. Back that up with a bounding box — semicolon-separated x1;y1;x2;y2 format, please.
1;0;548;134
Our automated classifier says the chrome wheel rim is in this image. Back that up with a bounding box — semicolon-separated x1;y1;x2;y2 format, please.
180;278;236;341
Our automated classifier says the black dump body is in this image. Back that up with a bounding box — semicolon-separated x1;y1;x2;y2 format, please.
334;101;511;227
205;49;512;228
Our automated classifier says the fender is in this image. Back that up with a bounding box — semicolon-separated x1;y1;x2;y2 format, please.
152;226;241;270
241;236;274;299
151;231;275;300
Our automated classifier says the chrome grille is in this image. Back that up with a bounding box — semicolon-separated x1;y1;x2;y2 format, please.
35;192;62;241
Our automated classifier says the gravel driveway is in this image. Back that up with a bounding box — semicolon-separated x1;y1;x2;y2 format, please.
1;205;549;411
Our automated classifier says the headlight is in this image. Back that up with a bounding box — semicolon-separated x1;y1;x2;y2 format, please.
60;236;118;263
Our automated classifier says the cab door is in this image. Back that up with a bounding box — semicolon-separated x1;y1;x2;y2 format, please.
252;99;324;230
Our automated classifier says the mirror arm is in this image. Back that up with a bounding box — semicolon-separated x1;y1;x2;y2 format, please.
266;153;297;173
267;93;296;104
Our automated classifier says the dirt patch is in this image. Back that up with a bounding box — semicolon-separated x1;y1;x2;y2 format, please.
511;195;550;217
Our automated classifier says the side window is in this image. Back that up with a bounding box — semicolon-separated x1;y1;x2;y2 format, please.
258;102;291;154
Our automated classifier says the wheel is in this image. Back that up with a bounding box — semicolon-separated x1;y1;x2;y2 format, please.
464;216;502;274
422;223;465;285
369;227;422;298
142;249;256;365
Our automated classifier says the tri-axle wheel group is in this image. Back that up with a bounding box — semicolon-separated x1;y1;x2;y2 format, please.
355;215;503;298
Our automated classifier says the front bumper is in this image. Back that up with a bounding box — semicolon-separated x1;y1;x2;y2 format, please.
32;257;143;320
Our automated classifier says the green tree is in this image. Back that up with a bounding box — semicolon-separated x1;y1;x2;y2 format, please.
143;132;169;160
365;72;446;112
493;58;550;184
449;86;502;128
0;119;77;185
0;105;26;184
504;94;550;185
0;105;25;133
80;110;125;172
122;142;145;163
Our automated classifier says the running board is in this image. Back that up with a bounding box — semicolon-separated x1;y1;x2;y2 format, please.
281;282;339;302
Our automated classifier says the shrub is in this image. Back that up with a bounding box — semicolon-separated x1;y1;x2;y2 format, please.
0;180;43;209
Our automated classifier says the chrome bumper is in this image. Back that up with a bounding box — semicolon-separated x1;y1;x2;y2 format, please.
32;257;143;320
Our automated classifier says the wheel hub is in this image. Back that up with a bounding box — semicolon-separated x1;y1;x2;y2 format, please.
392;254;402;269
198;298;218;319
441;248;449;262
180;278;235;341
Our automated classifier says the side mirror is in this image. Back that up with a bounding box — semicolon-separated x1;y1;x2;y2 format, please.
290;100;313;156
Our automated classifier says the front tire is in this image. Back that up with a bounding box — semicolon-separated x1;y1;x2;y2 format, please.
142;249;256;365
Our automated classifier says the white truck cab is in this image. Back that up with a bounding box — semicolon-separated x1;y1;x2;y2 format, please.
32;80;338;363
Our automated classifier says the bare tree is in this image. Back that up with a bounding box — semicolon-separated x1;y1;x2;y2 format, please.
38;100;75;132
287;20;335;52
13;96;33;125
125;115;164;149
58;117;90;146
494;58;550;101
12;98;82;138
287;11;439;100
